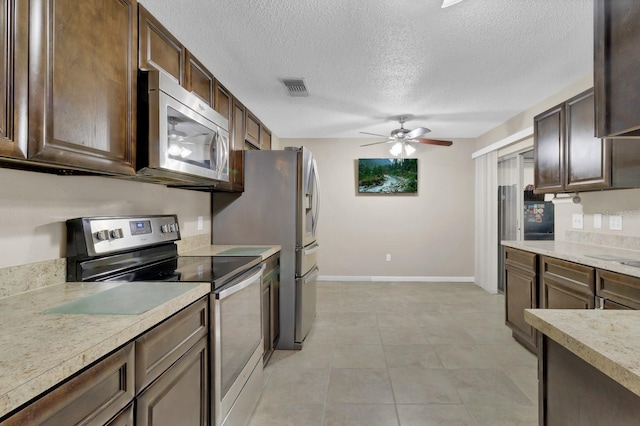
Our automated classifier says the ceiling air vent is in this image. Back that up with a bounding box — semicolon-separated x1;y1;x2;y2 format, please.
282;78;309;97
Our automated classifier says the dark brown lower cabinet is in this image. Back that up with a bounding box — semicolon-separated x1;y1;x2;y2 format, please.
541;256;595;309
1;297;209;425
504;247;538;353
136;337;208;426
107;403;134;426
596;269;640;310
1;343;135;426
262;253;280;364
539;335;640;425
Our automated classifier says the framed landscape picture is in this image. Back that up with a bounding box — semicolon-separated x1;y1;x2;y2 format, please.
357;158;418;194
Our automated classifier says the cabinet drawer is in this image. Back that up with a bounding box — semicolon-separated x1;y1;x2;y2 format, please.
135;297;208;393
504;247;537;275
541;256;594;295
541;256;595;309
3;343;134;426
596;269;640;310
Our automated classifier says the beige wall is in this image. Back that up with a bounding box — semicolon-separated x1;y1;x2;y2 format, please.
278;137;476;280
0;168;211;269
475;73;592;151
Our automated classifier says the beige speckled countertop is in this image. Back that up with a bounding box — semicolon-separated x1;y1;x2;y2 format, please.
502;240;640;278
181;244;281;260
525;309;640;397
0;281;210;419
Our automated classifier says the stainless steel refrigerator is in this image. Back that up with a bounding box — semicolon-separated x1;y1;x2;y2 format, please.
212;147;320;350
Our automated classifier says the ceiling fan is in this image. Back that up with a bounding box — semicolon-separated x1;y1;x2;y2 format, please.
359;115;453;157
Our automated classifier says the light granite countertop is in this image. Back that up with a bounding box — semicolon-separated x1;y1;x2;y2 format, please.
502;240;640;278
525;309;640;397
181;244;281;260
0;281;210;419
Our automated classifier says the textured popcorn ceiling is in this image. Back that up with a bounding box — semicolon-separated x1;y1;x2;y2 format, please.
141;0;593;139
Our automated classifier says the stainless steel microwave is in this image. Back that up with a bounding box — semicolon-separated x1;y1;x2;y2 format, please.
137;71;229;186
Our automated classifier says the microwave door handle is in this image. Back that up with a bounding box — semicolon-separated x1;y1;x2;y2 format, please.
209;132;218;171
219;135;228;180
217;264;265;299
312;158;320;237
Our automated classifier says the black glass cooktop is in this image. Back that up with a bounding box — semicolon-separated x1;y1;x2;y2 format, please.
102;255;262;290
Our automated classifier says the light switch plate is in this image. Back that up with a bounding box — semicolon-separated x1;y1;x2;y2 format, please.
572;214;584;229
610;215;623;231
197;216;204;231
593;214;602;229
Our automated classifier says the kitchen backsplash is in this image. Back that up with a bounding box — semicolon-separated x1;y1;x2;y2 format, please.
0;235;211;299
0;258;66;299
565;230;640;251
553;188;640;245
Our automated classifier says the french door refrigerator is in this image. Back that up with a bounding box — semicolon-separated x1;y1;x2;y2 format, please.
212;147;320;350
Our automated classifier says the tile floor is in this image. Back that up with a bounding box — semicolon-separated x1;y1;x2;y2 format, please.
249;281;538;426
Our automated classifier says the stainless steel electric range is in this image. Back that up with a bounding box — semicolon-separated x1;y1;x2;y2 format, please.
66;215;264;426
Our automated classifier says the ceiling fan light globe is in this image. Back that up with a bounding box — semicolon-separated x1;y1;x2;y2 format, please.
442;0;463;8
404;143;416;156
390;142;403;156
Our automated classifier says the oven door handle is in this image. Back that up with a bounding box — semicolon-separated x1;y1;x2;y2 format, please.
216;263;265;299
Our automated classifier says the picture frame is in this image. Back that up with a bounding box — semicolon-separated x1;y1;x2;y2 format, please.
357;158;418;194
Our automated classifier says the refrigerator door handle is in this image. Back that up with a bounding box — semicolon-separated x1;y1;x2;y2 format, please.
312;158;320;237
303;242;320;255
303;266;320;284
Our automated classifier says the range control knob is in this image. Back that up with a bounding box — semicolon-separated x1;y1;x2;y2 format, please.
168;223;176;232
110;228;124;239
95;230;109;241
160;224;169;233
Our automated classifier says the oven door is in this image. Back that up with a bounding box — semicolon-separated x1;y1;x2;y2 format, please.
212;263;264;426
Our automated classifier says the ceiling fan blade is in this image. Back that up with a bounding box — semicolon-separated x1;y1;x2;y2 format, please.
405;127;431;139
359;131;390;138
360;140;394;147
413;138;453;146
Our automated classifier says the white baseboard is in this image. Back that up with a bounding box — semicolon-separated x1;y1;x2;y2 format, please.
318;275;475;283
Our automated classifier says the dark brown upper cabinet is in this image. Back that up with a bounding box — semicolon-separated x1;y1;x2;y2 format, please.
215;95;245;192
245;111;261;149
261;126;272;151
139;5;214;108
0;0;28;160
138;4;184;84
27;0;137;175
185;52;214;107
534;90;611;193
594;0;640;138
213;80;231;121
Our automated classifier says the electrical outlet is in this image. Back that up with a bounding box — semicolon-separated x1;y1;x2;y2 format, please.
386;254;391;262
572;214;584;229
197;216;204;231
610;215;623;231
593;214;602;229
